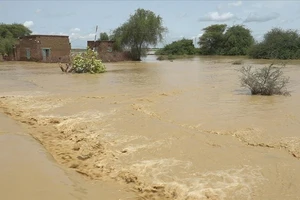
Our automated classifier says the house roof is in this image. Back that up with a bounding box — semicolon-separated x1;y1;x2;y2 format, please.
19;34;69;39
88;40;115;43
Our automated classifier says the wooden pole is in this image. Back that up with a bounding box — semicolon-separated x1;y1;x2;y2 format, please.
94;25;98;52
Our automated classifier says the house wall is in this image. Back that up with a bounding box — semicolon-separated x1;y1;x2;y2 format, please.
38;36;71;63
16;35;71;63
87;41;131;62
18;36;39;61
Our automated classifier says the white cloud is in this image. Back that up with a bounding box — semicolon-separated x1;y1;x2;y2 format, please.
228;1;242;7
36;9;42;14
198;11;235;22
23;21;34;28
59;32;68;36
244;12;280;23
70;28;80;32
69;33;95;40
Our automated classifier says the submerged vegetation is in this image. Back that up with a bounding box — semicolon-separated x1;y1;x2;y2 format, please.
60;48;106;74
239;63;290;96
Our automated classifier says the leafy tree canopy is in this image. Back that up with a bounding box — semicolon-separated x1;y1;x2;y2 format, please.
112;8;167;61
98;32;109;41
198;24;255;56
198;24;227;55
223;25;254;55
156;38;196;55
248;28;300;59
0;23;32;55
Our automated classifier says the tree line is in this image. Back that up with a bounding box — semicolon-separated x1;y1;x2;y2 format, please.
1;9;300;61
156;24;300;60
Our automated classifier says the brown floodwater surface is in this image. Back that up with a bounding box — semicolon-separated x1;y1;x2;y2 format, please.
0;57;300;200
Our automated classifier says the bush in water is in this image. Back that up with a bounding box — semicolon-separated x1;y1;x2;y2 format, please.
239;63;290;96
72;48;106;74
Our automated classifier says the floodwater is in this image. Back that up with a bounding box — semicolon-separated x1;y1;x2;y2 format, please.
0;57;300;200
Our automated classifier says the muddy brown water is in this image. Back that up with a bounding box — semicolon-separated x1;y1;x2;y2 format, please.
0;57;300;200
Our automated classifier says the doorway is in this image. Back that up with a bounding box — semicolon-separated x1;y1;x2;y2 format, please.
25;48;31;60
42;48;51;62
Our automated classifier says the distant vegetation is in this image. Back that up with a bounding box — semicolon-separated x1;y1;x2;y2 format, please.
0;23;32;56
155;24;254;57
98;32;109;41
156;23;300;60
111;8;167;61
248;28;300;60
155;39;196;56
198;24;227;55
198;24;254;56
239;63;290;96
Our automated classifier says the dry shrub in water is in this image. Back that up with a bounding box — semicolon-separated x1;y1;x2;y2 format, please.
239;63;290;96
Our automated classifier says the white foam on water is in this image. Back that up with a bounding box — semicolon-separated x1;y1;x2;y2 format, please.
130;159;192;182
130;159;265;200
0;93;70;113
39;109;117;132
122;138;175;154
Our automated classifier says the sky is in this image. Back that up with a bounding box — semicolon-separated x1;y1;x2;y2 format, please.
0;0;299;48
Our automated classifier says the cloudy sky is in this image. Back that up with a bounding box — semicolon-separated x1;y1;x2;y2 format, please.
0;0;299;48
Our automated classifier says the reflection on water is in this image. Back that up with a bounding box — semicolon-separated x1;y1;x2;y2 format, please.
1;57;300;200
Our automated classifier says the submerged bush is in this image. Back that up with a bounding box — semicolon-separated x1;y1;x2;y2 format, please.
72;48;106;73
239;63;290;96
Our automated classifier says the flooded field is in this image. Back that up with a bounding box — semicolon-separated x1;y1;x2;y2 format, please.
0;57;300;200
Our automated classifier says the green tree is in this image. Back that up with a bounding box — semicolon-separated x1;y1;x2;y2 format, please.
198;24;227;55
99;32;109;41
0;23;32;55
248;28;300;59
222;25;254;55
112;8;167;61
0;38;15;55
155;38;196;55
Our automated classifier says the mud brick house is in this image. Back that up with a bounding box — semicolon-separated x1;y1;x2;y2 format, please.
87;40;131;62
14;35;71;63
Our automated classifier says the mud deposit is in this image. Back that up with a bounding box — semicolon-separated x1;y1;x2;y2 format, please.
1;58;300;200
